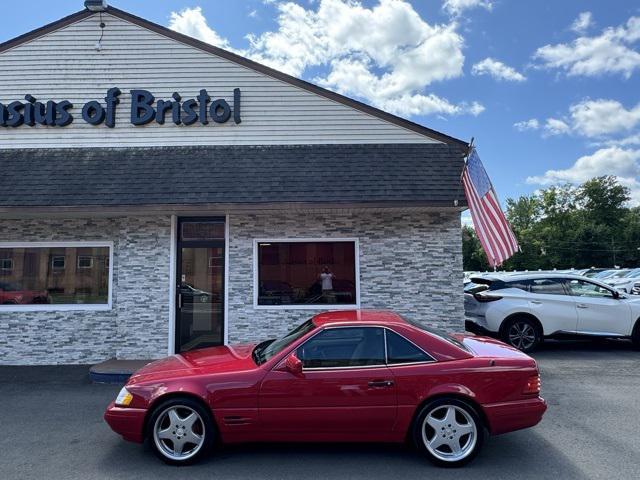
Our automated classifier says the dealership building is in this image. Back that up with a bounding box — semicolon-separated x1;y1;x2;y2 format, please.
0;3;469;365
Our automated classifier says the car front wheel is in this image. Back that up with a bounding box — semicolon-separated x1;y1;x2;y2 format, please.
413;398;485;467
503;317;542;352
147;397;215;465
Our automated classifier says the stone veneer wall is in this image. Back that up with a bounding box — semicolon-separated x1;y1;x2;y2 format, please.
0;209;462;365
0;216;171;365
227;209;463;343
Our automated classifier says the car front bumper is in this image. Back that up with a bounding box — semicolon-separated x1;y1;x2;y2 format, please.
104;401;147;443
483;397;547;435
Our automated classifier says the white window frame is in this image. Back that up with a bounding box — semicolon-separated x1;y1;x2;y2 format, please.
0;241;114;312
77;255;94;269
51;256;66;270
253;237;360;310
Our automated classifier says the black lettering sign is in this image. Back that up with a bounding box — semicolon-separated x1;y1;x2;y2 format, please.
0;88;242;128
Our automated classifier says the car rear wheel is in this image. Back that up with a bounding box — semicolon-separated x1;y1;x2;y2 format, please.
413;398;485;467
632;320;640;350
503;317;542;353
147;397;215;465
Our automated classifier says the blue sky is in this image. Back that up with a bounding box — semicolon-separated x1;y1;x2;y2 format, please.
2;1;640;214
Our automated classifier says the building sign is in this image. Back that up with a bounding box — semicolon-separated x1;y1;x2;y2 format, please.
0;88;241;128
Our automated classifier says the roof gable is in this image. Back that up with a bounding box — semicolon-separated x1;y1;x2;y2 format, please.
0;6;468;150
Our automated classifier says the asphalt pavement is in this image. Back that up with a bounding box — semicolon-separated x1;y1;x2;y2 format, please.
1;339;638;480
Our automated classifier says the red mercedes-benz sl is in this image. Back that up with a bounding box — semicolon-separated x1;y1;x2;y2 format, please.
105;310;546;467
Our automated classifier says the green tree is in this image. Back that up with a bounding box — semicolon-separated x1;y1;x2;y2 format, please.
462;176;640;271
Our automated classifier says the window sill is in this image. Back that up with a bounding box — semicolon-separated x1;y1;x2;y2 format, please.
254;303;360;311
0;304;112;313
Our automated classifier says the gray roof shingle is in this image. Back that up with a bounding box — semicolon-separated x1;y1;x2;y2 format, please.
0;144;467;208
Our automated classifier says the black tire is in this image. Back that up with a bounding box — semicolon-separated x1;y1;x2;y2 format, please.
632;320;640;351
502;316;542;353
146;396;215;466
412;398;485;468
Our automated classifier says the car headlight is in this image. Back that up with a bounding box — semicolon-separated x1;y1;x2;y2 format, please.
115;387;133;406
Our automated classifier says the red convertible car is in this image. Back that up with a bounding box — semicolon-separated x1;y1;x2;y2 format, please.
105;310;546;467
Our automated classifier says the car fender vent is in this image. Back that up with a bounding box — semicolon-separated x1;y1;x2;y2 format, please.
223;416;252;426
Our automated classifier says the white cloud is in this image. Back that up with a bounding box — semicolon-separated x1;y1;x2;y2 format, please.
530;99;640;139
526;147;640;204
170;1;483;118
543;118;571;136
514;119;540;131
533;15;640;78
569;99;640;137
571;12;593;34
168;7;233;50
471;57;526;82
443;0;493;16
598;133;640;148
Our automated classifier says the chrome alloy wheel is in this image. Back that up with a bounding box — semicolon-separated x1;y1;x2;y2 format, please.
422;405;477;463
508;321;536;350
153;405;205;461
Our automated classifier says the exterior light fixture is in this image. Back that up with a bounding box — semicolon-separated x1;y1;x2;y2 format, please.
85;0;108;12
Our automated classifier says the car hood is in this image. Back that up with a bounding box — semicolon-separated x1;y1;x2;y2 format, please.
128;343;257;383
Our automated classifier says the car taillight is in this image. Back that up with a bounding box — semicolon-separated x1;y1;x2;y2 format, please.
473;292;502;302
523;374;541;395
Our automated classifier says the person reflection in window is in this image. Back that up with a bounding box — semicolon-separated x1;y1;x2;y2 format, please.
319;266;336;304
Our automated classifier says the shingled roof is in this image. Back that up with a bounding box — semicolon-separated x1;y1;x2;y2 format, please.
0;144;467;211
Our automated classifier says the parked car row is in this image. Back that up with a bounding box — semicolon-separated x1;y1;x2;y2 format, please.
465;272;640;352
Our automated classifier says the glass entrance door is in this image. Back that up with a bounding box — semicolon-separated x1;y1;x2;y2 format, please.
176;218;225;352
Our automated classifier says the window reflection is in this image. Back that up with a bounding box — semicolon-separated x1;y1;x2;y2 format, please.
0;246;110;305
257;241;357;306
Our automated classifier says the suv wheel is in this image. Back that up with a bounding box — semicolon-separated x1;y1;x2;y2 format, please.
502;317;542;353
632;320;640;351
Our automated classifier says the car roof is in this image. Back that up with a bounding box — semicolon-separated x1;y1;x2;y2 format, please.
311;309;407;327
471;272;589;282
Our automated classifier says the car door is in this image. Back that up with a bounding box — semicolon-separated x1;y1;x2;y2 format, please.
566;279;632;336
526;278;578;334
258;326;397;439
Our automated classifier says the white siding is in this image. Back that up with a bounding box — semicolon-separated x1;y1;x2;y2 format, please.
0;14;440;148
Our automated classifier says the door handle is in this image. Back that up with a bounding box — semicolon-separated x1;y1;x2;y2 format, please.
368;380;394;388
530;300;542;305
178;293;182;309
577;304;588;309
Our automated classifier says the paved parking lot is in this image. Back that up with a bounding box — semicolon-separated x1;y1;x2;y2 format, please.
1;340;638;480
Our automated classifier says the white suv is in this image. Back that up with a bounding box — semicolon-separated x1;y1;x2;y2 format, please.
465;273;640;352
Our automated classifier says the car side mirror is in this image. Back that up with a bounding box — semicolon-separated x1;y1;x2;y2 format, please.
278;352;303;376
612;290;620;299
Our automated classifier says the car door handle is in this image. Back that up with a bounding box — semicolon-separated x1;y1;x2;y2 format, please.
530;300;542;305
368;380;394;388
577;304;588;309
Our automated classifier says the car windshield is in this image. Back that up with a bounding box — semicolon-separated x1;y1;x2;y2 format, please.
403;317;471;353
252;319;315;365
609;269;630;279
623;268;640;278
593;270;618;279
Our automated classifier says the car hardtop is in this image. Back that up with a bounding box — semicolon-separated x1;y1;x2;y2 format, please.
311;309;407;328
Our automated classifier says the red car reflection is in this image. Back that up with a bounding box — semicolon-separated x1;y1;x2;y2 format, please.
0;282;49;305
105;310;546;467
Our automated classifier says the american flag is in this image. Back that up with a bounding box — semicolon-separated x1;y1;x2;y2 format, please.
462;148;519;267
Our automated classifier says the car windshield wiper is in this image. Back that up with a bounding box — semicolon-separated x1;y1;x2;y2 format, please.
252;339;276;365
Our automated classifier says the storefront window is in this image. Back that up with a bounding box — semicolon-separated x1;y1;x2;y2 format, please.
0;244;112;308
256;240;358;307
